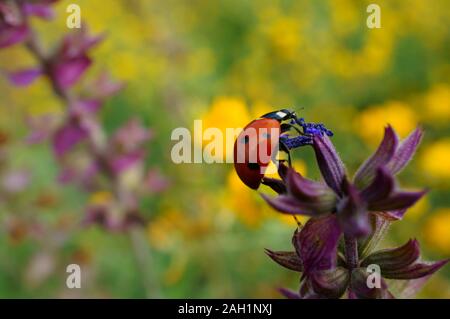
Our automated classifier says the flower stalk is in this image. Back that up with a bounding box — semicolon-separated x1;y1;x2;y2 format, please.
1;0;168;297
260;122;448;298
344;235;358;270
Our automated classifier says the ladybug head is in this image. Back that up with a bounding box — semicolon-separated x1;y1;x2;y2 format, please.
260;109;297;122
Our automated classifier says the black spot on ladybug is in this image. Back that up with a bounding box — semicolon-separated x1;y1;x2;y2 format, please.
247;163;260;170
241;136;250;144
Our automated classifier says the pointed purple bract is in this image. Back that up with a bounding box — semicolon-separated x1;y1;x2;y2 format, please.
265;249;303;272
387;127;423;175
312;134;346;196
368;190;426;212
360;166;395;203
361;239;420;270
261;194;329;216
354;125;398;189
286;168;334;201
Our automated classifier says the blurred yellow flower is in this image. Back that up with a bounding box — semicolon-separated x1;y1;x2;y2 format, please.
89;191;113;205
264;17;301;61
147;210;182;251
200;97;251;162
251;101;273;119
422;84;450;125
423;208;450;254
404;196;429;220
354;101;418;145
110;51;139;81
419;139;450;181
203;97;251;131
226;169;266;227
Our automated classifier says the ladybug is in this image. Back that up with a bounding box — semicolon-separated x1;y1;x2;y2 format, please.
233;109;299;190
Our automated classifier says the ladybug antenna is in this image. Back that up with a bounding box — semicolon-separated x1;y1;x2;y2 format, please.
293;215;302;228
281;123;304;136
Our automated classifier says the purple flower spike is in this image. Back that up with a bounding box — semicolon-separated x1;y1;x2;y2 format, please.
312;134;346;196
259;122;448;298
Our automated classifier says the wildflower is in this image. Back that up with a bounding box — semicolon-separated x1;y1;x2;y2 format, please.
261;125;448;298
263;125;425;236
8;26;103;89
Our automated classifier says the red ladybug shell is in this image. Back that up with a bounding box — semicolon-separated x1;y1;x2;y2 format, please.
233;118;280;189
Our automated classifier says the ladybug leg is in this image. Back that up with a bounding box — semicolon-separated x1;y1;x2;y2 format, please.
281;123;304;136
279;141;292;167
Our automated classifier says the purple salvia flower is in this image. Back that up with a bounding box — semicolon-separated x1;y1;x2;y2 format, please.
261;124;447;298
48;26;103;89
263;126;425;237
267;227;448;299
353;125;423;189
0;2;28;48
